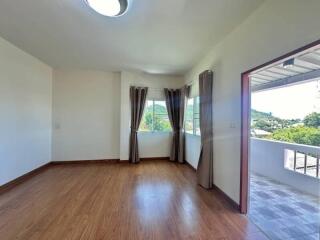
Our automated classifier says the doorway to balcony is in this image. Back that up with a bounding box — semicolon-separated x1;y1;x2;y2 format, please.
241;40;320;240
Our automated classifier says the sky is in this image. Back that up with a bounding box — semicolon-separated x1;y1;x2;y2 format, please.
251;79;320;120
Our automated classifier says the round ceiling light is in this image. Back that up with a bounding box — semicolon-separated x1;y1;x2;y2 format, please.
85;0;128;17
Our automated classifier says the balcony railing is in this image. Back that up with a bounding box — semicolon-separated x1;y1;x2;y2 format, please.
250;138;320;196
285;149;320;178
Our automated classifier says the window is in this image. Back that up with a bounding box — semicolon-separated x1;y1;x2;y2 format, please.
185;96;200;135
284;149;319;178
139;100;172;132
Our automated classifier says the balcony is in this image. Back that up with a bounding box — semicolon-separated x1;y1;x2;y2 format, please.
249;138;320;240
250;138;319;196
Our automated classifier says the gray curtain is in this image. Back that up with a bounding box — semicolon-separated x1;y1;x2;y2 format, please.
129;86;148;163
197;70;214;189
179;86;189;162
164;86;188;163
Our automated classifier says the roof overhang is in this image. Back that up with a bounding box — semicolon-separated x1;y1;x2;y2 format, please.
250;45;320;92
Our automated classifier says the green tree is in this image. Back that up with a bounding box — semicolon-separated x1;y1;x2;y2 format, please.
139;103;172;131
253;119;274;132
303;112;320;128
139;106;153;131
251;109;301;133
154;115;171;131
267;126;320;146
153;103;171;131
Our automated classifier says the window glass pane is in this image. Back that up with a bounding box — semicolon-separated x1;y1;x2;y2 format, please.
194;96;200;114
186;98;194;134
154;114;172;132
194;118;200;135
154;101;167;114
154;101;172;132
185;97;201;136
185;120;193;134
186;98;194;120
194;97;201;136
139;100;153;131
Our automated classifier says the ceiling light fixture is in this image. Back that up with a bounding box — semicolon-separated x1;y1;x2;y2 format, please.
283;58;295;68
85;0;128;17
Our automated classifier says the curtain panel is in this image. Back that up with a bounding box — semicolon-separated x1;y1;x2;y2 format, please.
197;70;214;189
129;86;148;163
164;86;188;163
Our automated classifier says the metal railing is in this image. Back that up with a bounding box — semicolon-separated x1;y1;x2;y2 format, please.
251;138;320;196
288;150;320;178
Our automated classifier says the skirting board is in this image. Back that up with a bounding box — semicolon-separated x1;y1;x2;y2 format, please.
185;160;240;211
50;157;170;164
0;163;51;195
119;157;170;161
141;157;170;161
213;185;240;211
51;159;120;164
0;157;170;193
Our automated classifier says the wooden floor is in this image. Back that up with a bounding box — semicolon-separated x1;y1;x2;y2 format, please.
0;160;268;240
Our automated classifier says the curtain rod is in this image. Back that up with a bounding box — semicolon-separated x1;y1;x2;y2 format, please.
129;85;187;91
129;85;168;91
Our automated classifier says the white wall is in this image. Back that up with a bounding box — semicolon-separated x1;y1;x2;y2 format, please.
0;37;52;185
52;69;184;162
251;138;320;196
120;71;184;160
138;132;172;158
52;70;120;161
185;0;320;203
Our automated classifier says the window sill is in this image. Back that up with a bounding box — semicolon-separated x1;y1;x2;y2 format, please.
137;132;200;137
138;131;172;134
185;132;201;137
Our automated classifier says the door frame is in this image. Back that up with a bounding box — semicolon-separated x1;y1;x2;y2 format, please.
240;39;320;214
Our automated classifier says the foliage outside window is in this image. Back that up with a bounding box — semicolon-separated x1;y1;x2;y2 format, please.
139;100;172;132
251;110;320;146
185;97;200;135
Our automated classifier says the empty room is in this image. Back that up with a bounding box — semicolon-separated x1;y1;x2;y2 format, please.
0;0;319;239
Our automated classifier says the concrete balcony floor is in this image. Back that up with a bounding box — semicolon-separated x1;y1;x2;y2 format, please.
249;173;320;240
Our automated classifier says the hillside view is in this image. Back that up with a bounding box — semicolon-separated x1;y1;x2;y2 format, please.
140;100;197;133
251;109;320;146
139;102;320;146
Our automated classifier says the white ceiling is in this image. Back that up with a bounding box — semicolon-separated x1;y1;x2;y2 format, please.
0;0;263;74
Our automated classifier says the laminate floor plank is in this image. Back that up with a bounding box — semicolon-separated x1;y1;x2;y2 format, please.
0;161;266;240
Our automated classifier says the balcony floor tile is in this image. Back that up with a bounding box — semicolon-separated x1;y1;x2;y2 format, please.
249;173;320;240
